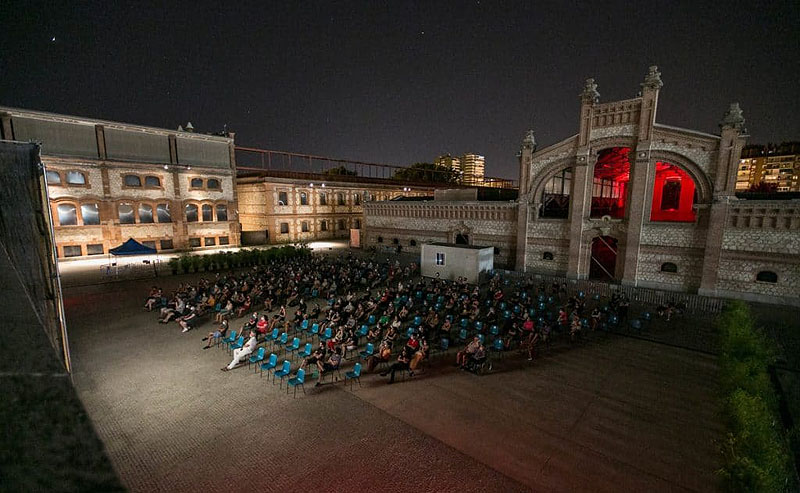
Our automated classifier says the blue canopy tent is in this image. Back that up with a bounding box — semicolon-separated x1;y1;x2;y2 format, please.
109;238;157;256
105;238;159;277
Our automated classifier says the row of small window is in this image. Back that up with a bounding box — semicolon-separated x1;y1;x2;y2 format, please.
45;170;223;191
188;236;230;247
62;240;174;257
277;191;360;206
55;202;229;226
279;218;360;234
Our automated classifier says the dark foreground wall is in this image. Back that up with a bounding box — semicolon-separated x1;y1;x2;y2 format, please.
0;141;122;491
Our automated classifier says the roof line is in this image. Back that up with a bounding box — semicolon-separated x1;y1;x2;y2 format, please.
653;123;720;140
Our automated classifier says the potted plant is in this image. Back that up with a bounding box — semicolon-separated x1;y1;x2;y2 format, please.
179;254;192;274
168;257;179;275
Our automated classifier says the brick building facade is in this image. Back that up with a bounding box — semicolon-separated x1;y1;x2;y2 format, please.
237;175;435;244
364;67;800;306
0;107;240;258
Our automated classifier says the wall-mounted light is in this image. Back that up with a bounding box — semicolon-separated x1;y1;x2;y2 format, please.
309;183;314;187
164;165;169;170
321;183;326;188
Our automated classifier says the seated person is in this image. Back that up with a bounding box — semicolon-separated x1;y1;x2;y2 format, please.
144;287;161;311
221;330;257;371
366;342;392;373
456;336;481;368
467;344;487;369
367;325;382;343
315;347;343;386
298;343;327;372
178;306;200;333
215;300;233;323
409;338;429;373
202;320;229;349
380;346;412;383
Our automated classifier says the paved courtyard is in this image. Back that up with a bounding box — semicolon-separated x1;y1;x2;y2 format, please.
64;273;723;492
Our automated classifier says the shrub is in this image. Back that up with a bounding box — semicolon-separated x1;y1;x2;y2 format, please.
717;301;793;491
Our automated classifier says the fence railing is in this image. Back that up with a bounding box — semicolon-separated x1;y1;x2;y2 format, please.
493;270;724;314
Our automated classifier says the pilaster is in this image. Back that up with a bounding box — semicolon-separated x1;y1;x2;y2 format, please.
0;113;13;140
566;154;591;279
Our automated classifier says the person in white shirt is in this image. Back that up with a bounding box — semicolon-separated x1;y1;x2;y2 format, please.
222;330;257;371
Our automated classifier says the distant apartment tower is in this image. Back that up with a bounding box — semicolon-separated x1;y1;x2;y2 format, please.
460;153;485;186
736;143;800;192
435;153;485;186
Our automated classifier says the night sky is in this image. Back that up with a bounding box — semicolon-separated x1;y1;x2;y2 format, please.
2;1;798;179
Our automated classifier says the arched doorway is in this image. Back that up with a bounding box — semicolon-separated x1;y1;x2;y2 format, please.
649;162;697;222
591;147;631;219
589;236;618;280
455;233;469;245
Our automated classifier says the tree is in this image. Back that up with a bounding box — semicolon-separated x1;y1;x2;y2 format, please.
325;165;357;176
393;162;459;183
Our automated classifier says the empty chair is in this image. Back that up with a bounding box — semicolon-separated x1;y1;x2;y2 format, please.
309;323;320;341
493;337;504;353
477;334;485;344
489;325;499;337
367;315;376;326
359;342;374;361
228;335;245;354
319;327;332;343
285;337;301;358
298;319;309;334
357;324;368;338
221;330;237;351
248;347;266;370
457;328;468;344
259;353;278;377
474;321;484;333
499;301;507;311
278;332;288;348
459;318;469;329
345;362;362;390
273;360;292;387
267;328;280;347
413;315;423;326
297;343;312;359
287;368;306;397
406;327;416;339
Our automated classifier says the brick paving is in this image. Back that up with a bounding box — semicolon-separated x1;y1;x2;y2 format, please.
64;273;723;492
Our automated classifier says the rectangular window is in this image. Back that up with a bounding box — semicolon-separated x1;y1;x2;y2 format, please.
320;221;327;231
189;238;201;248
660;179;682;211
86;244;104;255
301;221;309;232
218;236;229;245
63;245;82;257
156;203;172;223
435;252;445;266
280;222;289;234
204;237;216;246
319;193;327;205
278;192;288;205
160;239;174;250
142;241;157;250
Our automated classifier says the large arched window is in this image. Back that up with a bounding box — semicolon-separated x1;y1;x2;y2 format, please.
201;204;213;222
756;271;778;283
190;178;204;189
138;204;154;223
660;262;678;273
216;204;228;221
156;203;171;223
57;204;77;226
118;204;135;224
65;171;86;185
81;203;100;225
650;162;697;222
185;204;198;222
123;175;141;187
591;148;630;218
540;168;572;218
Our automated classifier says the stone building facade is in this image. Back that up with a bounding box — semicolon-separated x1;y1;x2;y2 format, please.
237;175;435;244
364;67;800;306
0;107;240;258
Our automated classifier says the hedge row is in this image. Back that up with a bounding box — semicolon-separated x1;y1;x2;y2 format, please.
167;245;310;274
717;301;794;492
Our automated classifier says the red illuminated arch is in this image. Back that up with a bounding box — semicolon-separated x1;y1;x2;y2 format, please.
591;147;631;219
649;162;696;222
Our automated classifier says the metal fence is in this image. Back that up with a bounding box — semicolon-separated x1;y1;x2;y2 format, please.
493;269;725;314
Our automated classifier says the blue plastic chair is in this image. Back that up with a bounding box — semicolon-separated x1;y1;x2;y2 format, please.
642;312;652;321
278;332;288;348
259;353;278;377
345;362;362;389
221;330;237;351
319;327;332;343
413;315;423;327
287;368;306;397
457;328;468;344
489;324;499;336
499;301;507;311
477;334;485;344
528;308;536;318
297;343;312;359
493;337;504;357
460;318;469;329
285;337;300;358
357;324;368;338
367;315;376;326
359;342;374;360
309;323;320;341
630;319;642;331
228;335;244;354
406;327;416;339
248;347;266;370
267;328;279;346
273;360;292;387
298;319;309;334
311;288;319;298
474;321;484;333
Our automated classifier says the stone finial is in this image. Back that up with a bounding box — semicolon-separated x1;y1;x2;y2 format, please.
641;65;663;90
521;129;537;151
177;124;184;131
185;122;195;132
720;102;746;130
580;78;600;103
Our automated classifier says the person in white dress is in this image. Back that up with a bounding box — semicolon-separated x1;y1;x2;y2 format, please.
222;330;257;371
